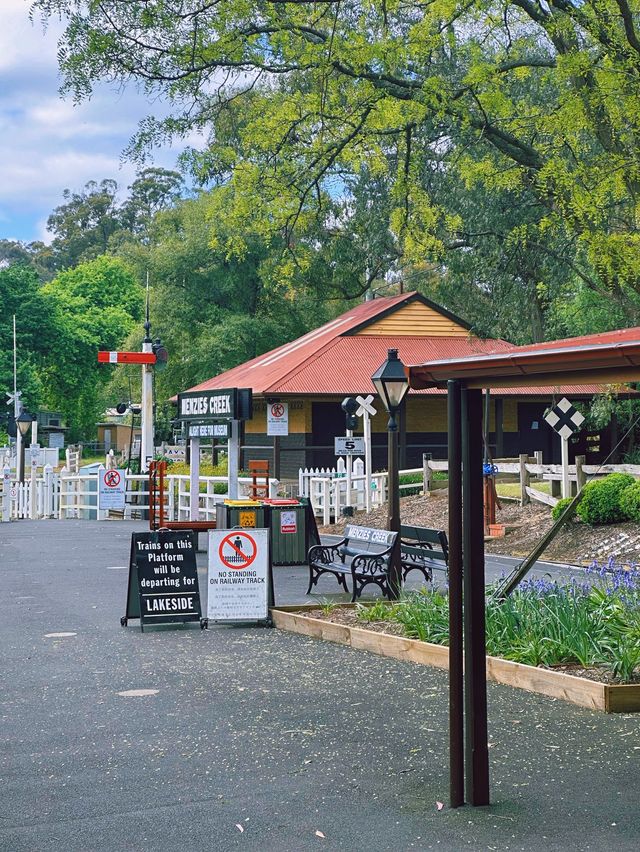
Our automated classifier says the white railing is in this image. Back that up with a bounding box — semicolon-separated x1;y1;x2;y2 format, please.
1;466;280;522
300;458;428;523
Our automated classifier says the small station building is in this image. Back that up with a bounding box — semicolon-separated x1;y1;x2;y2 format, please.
179;291;612;478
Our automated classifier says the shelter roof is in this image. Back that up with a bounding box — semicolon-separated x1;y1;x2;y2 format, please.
407;326;640;390
181;292;609;398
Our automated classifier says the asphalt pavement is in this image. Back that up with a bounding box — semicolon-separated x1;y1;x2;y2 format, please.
1;520;639;851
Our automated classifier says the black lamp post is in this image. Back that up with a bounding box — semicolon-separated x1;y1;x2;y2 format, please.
371;348;409;599
15;410;33;484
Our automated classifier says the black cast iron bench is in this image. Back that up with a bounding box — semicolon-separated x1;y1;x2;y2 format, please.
400;525;449;584
307;525;398;602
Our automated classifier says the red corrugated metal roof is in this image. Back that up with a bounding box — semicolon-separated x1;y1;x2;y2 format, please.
180;292;616;398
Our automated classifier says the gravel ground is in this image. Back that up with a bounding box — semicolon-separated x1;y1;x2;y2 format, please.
319;491;640;565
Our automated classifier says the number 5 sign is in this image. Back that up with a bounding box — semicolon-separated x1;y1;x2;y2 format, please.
267;402;289;436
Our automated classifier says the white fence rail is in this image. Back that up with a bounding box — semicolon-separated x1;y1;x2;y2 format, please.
1;467;279;522
299;458;426;524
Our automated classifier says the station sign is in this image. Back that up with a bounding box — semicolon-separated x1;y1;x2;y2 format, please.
177;388;253;422
335;436;365;456
123;531;201;631
207;528;270;622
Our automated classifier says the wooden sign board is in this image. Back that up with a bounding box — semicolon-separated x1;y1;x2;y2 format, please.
122;531;201;631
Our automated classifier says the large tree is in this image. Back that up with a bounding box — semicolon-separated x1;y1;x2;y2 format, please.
32;0;640;326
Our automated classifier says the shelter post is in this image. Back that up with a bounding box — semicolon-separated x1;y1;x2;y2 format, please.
462;387;490;806
447;380;464;808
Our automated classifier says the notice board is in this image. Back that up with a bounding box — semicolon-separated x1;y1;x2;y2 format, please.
207;528;271;623
122;531;202;631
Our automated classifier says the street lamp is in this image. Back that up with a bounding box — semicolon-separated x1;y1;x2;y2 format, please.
15;410;33;484
371;348;410;599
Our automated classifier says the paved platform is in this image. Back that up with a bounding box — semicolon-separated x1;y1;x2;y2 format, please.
1;520;639;850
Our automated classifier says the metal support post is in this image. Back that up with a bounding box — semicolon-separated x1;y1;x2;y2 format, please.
141;340;154;473
561;435;570;499
364;410;372;513
387;424;402;600
228;420;240;500
447;380;464;808
462;387;490;806
189;436;200;520
2;464;11;522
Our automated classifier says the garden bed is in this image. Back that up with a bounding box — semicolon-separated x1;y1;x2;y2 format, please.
272;605;640;713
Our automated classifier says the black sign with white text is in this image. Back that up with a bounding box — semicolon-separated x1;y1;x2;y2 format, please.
123;531;202;631
177;388;253;423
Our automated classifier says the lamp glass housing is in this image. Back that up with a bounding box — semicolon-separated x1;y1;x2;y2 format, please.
371;348;409;413
16;411;33;437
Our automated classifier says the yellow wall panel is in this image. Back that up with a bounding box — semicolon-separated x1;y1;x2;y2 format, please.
357;301;470;337
245;399;309;434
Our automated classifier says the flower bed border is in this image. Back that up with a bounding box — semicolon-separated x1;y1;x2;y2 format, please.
271;605;640;713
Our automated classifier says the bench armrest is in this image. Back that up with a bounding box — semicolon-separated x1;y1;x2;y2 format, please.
308;541;346;564
351;545;394;576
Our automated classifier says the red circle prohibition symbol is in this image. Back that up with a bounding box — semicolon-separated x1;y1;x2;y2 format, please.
271;403;285;418
104;470;121;488
219;532;257;570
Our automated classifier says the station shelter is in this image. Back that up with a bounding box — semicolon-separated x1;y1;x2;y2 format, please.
178;291;612;479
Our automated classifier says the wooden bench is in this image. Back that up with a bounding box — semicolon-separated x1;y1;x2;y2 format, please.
400;525;449;583
307;525;398;602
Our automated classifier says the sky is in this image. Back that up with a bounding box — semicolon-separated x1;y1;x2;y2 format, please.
0;0;188;244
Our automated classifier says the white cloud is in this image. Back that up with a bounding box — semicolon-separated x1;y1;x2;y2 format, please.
0;0;187;241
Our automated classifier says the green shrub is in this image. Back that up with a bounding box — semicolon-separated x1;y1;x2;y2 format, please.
551;497;574;521
576;473;636;525
620;482;640;522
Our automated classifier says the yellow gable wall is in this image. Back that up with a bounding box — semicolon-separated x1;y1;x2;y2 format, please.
355;301;471;337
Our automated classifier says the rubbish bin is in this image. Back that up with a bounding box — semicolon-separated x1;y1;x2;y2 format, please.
263;499;308;565
216;499;266;530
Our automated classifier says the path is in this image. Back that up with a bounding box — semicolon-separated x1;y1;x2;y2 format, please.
1;521;638;850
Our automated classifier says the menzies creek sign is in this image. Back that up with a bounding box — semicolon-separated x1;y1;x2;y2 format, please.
177;388;253;422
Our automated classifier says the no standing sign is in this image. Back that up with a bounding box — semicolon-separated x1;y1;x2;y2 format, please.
207;528;271;622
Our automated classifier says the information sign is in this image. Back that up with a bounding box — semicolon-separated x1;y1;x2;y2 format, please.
280;510;297;534
207;529;270;622
48;432;64;449
238;510;257;528
122;531;201;631
98;468;127;511
267;402;289;436
188;423;229;438
335;436;365;456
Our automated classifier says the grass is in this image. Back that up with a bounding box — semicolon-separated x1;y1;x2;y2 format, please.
354;560;640;683
496;480;551;499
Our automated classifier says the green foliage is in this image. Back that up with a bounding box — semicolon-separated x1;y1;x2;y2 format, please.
32;0;640;334
619;483;640;523
0;264;59;414
576;474;636;525
372;566;640;682
551;497;575;522
40;256;143;439
355;600;396;623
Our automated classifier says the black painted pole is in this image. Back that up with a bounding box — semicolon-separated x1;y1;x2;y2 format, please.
462;388;490;806
447;380;464;808
387;419;402;599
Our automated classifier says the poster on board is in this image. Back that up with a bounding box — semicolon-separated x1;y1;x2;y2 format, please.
207;528;270;622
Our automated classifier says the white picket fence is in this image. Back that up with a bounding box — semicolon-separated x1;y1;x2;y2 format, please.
1;465;279;522
298;457;427;524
